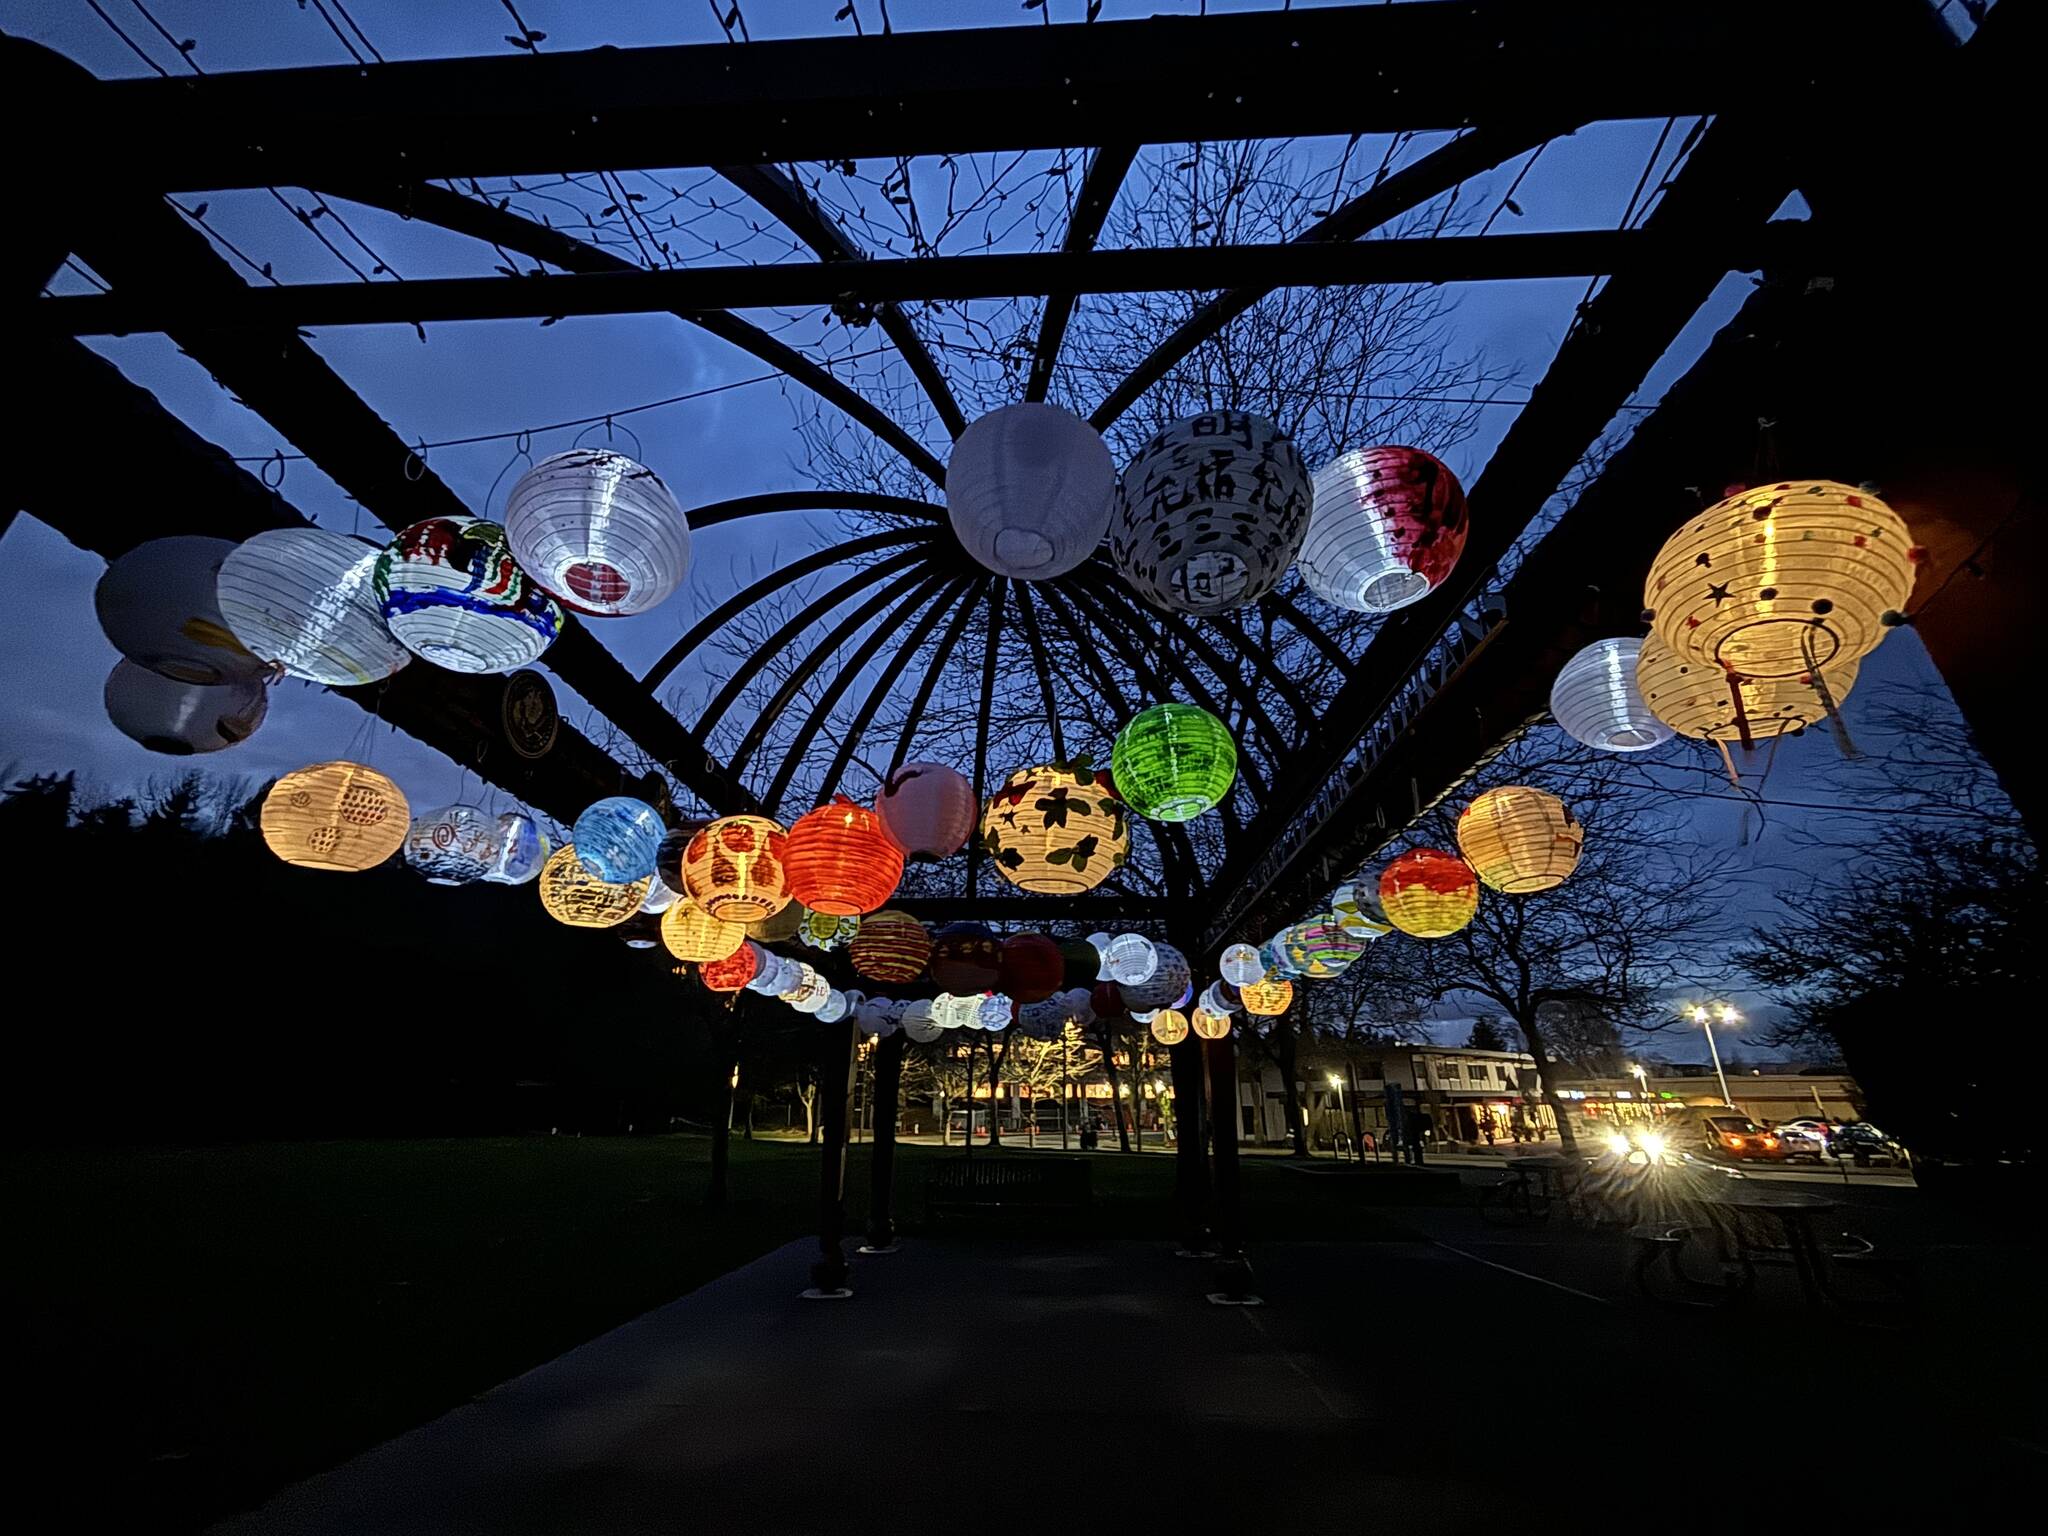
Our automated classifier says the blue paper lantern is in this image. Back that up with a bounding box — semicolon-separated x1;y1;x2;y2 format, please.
572;796;665;883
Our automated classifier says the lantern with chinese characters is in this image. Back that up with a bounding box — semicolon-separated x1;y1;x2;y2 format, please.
375;516;564;674
700;942;760;992
1635;633;1860;742
801;909;860;950
682;815;792;923
1550;636;1669;753
1220;942;1266;986
503;449;690;616
946;402;1114;579
786;796;904;915
103;660;266;755
1331;881;1393;939
1119;943;1190;1011
261;760;408;871
1110;410;1312;615
1643;481;1917;680
1241;979;1293;1016
930;922;1001;993
1379;849;1480;939
786;968;832;1014
404;803;497;885
662;897;744;963
538;844;650;928
95;535;263;686
876;761;977;859
1301;446;1470;613
1150;1010;1191;1046
998;933;1065;1004
1190;1008;1232;1040
484;811;550;885
1111;702;1237;822
572;796;666;884
216;527;410;686
850;909;931;983
1281;915;1368;978
1457;787;1583;894
980;764;1130;894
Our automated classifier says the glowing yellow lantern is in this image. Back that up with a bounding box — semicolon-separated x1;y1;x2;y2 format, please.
261;761;409;871
1150;1009;1190;1046
1189;1008;1231;1040
1456;787;1583;894
1635;633;1860;742
660;898;744;962
1643;480;1918;680
1378;849;1479;939
538;843;650;928
1240;979;1293;1016
746;901;806;943
980;764;1131;894
681;814;793;922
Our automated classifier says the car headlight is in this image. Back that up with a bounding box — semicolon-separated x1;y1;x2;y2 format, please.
1641;1132;1666;1159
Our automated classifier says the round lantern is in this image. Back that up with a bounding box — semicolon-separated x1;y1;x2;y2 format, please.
748;954;795;994
1190;1008;1232;1040
1102;933;1157;986
778;961;822;1003
746;900;806;944
681;815;792;923
1331;881;1393;938
876;761;977;859
933;993;981;1030
978;993;1014;1031
1150;1010;1191;1046
1241;979;1293;1016
850;909;931;984
663;897;745;962
1643;480;1917;680
930;922;1000;993
788;971;832;1014
216;526;411;686
639;878;680;916
998;933;1065;1003
95;535;264;685
1090;982;1127;1023
1301;446;1470;613
801;909;860;950
538;843;650;928
1379;849;1480;939
1059;940;1102;989
484;811;550;885
1281;914;1368;979
404;803;497;884
103;660;266;755
375;516;564;674
1260;938;1304;979
946;402;1114;579
502;449;690;616
901;1001;944;1044
1109;410;1312;615
570;797;665;884
1457;786;1584;894
1119;943;1190;1011
786;796;904;915
1218;943;1266;987
1550;636;1670;753
1111;702;1237;822
261;760;408;871
655;822;706;896
981;764;1130;894
816;989;852;1024
1634;632;1860;742
701;942;760;992
1061;987;1097;1026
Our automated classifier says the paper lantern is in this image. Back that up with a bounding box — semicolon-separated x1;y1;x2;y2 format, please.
901;1001;944;1043
375;516;564;674
801;909;860;950
1110;410;1312;615
788;969;832;1014
850;909;931;983
639;878;680;916
1379;849;1480;939
655;822;707;896
978;993;1014;1031
748;954;795;994
930;922;1000;992
701;942;760;992
1301;446;1470;613
816;989;851;1024
484;811;550;885
682;815;792;923
1281;915;1368;979
932;993;981;1030
572;796;665;884
1090;982;1127;1022
1643;481;1917;680
875;762;976;859
980;764;1130;894
778;961;822;1002
946;402;1114;579
261;760;409;871
404;803;497;885
538;844;650;928
1111;702;1237;822
998;933;1065;1003
1330;882;1393;938
1259;938;1304;979
216;527;411;686
1119;943;1190;1011
95;535;263;685
1150;1010;1191;1046
1241;979;1293;1016
1061;987;1097;1026
1102;933;1157;986
502;449;690;616
746;901;805;944
103;660;266;755
1059;940;1101;989
1190;1008;1232;1040
786;796;905;915
1550;636;1670;753
1457;786;1584;894
1199;981;1237;1017
1635;633;1860;742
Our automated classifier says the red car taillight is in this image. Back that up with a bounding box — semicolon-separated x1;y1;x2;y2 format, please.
1722;1134;1745;1149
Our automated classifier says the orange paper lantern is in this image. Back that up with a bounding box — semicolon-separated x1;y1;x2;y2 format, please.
785;796;905;915
1240;979;1293;1016
1379;849;1480;939
850;910;931;984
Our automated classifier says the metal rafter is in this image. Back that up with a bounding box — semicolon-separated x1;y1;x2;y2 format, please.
687;490;941;528
1026;142;1138;405
887;575;991;776
964;580;1009;897
1011;587;1068;764
812;576;977;806
1256;592;1357;679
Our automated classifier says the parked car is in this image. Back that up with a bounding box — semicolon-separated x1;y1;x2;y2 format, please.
1773;1124;1828;1162
1829;1121;1906;1164
1661;1105;1787;1162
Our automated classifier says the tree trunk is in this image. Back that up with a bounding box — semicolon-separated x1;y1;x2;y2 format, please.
802;1080;818;1144
1274;1012;1309;1157
1517;1014;1578;1152
865;1031;906;1250
988;1031;1010;1147
1098;1024;1131;1152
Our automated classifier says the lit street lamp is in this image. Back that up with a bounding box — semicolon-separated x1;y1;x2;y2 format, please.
1686;1003;1740;1108
1328;1072;1348;1160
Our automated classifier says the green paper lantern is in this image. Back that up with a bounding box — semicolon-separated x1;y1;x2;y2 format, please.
1110;702;1237;822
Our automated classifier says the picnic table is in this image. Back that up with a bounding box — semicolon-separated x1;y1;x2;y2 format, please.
1697;1187;1841;1305
1479;1154;1585;1224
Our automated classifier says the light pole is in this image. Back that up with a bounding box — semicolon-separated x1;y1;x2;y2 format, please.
1688;1003;1739;1108
1328;1072;1347;1160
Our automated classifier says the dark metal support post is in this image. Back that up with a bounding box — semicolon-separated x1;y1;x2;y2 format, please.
1170;1038;1215;1257
1348;1060;1369;1166
1204;1033;1259;1305
806;1020;859;1297
862;1031;907;1253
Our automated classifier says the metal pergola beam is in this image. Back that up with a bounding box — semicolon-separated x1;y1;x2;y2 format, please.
15;3;1924;190
40;226;1823;335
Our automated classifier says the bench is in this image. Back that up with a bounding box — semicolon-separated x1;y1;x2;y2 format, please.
925;1157;1093;1223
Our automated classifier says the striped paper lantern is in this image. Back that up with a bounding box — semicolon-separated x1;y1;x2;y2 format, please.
375;517;563;674
1281;914;1368;978
980;764;1131;894
1549;636;1669;753
998;933;1065;1004
484;811;550;885
1118;942;1190;1011
1379;849;1480;939
786;796;904;915
850;909;931;984
1456;786;1584;894
876;761;977;859
1301;446;1470;613
1635;633;1860;742
1330;881;1393;939
572;796;666;884
404;803;497;885
503;449;691;616
216;527;410;686
1189;1008;1232;1040
930;923;1001;993
1150;1010;1191;1046
801;909;860;950
261;761;408;872
538;844;650;928
701;941;761;992
1219;942;1265;987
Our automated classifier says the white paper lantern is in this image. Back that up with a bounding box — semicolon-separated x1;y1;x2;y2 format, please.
1109;410;1312;615
1102;933;1158;987
503;449;691;617
1061;987;1097;1028
405;804;497;885
901;1001;943;1043
1301;447;1470;613
103;659;267;755
1550;636;1670;753
946;403;1114;579
1219;942;1265;987
876;761;977;859
816;989;850;1024
1119;943;1190;1011
979;993;1013;1031
485;812;551;885
376;517;564;674
95;536;264;685
1084;932;1113;979
216;527;411;686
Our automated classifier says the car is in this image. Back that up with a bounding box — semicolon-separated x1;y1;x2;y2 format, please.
1829;1121;1906;1165
1773;1124;1828;1161
1661;1106;1787;1162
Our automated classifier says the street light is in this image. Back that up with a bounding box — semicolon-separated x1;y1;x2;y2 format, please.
1328;1072;1346;1160
1686;1002;1739;1108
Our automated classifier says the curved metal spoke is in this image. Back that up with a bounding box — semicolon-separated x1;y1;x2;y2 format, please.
888;574;991;777
810;576;976;808
1258;590;1358;678
1026;142;1138;404
688;489;941;528
965;579;1008;896
1011;586;1067;763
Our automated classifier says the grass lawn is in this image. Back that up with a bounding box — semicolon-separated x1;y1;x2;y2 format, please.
3;1134;1446;1530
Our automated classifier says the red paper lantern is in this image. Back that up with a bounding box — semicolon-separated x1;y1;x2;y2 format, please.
931;922;1000;993
785;795;905;916
850;909;931;984
701;943;760;992
998;933;1065;1004
1090;981;1127;1022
